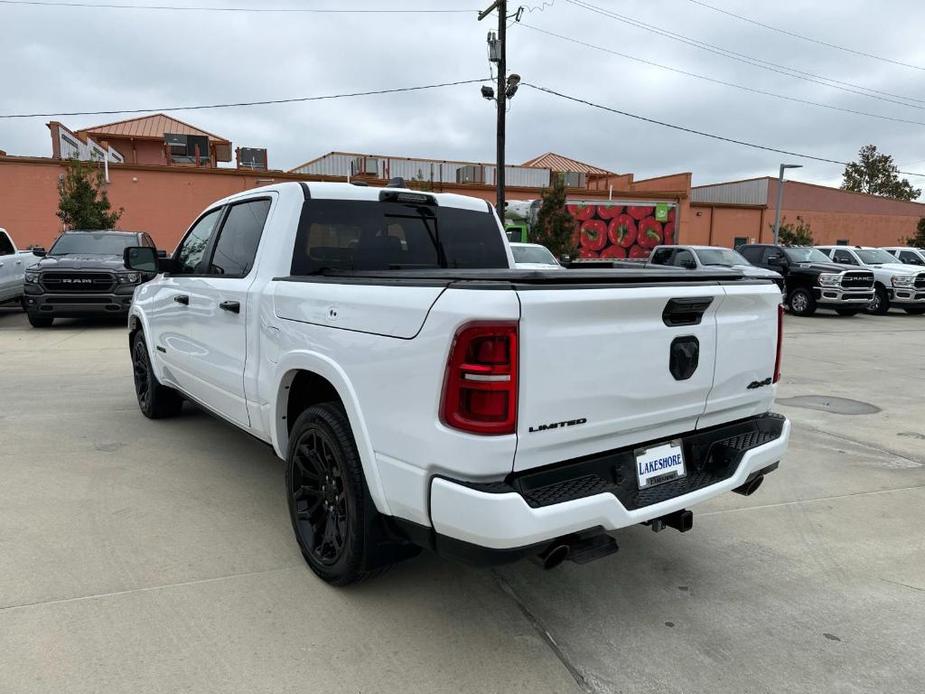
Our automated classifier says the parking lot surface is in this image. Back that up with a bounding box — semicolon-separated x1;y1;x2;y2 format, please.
1;306;923;693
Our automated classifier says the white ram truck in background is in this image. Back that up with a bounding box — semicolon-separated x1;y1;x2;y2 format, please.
817;245;925;315
0;228;39;306
124;181;790;585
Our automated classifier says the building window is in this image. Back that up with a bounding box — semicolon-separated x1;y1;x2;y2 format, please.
836;239;849;246
733;236;748;249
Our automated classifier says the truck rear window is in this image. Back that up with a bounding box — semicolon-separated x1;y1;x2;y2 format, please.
290;200;508;274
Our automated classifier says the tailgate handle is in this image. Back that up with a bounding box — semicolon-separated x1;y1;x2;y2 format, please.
663;297;713;326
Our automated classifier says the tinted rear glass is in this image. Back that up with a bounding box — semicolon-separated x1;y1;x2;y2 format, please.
290;200;507;274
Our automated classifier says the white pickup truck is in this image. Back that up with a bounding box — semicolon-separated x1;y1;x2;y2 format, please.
124;182;790;585
816;245;925;315
0;227;39;306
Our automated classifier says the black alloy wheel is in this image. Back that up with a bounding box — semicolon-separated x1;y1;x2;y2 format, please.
132;337;152;412
290;425;349;567
131;332;183;419
286;403;413;585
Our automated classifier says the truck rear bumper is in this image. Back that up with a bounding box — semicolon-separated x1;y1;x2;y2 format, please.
429;414;790;551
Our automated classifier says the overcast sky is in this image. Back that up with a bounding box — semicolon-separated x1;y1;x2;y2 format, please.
2;0;924;193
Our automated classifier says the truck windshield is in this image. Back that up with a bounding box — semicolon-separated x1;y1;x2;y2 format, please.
511;245;558;265
49;232;136;256
855;248;898;265
290;200;508;273
784;248;831;263
694;248;749;266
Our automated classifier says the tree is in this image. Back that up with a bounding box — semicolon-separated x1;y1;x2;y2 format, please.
57;158;122;230
531;175;578;260
906;217;925;247
772;216;814;245
841;144;921;201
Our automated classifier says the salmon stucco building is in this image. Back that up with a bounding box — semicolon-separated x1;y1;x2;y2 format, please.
0;113;923;252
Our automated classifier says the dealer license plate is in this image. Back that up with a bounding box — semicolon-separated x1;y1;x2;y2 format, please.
634;440;686;489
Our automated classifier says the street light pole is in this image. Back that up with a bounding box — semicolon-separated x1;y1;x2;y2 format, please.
773;163;803;244
479;0;509;219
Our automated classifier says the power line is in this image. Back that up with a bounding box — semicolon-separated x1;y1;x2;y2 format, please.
0;78;489;119
521;82;925;178
686;0;925;73
0;0;476;12
520;23;925;127
564;0;925;109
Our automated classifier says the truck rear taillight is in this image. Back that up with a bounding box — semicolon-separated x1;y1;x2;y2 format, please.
773;303;783;384
441;322;518;435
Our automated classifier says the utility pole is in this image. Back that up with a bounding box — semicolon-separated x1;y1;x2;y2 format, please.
772;163;803;244
480;0;508;219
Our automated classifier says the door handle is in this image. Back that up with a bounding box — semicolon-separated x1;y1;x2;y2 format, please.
219;300;240;314
173;295;189;305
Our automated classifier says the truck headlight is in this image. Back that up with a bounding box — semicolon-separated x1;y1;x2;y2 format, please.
892;275;915;287
24;271;39;284
118;272;141;284
818;273;841;287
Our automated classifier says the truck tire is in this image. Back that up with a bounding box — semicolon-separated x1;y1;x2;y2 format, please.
903;307;925;315
787;288;816;316
131;332;183;419
866;286;890;315
27;311;53;328
287;403;406;585
836;309;859;316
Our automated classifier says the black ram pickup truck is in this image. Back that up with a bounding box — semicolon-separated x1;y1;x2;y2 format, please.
23;230;160;327
737;244;874;316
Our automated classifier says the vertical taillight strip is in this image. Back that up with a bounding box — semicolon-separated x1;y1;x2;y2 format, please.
440;321;519;435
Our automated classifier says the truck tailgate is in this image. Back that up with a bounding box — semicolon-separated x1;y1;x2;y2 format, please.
512;282;778;472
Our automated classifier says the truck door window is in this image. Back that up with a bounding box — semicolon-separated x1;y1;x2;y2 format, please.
650;248;673;265
674;249;696;269
832;250;857;265
738;246;761;264
0;232;13;256
290;200;507;274
207;199;271;277
762;249;782;266
175;208;223;274
900;251;923;265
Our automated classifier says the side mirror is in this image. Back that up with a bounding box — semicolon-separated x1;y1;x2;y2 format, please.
32;247;46;257
124;246;159;273
157;249;168;258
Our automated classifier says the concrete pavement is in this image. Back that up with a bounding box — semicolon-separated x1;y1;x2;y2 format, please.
1;306;923;693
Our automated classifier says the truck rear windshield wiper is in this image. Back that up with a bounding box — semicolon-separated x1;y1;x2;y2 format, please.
410;208;448;268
